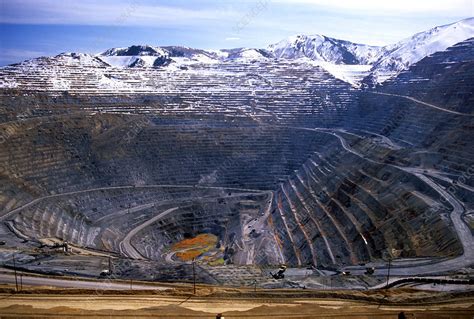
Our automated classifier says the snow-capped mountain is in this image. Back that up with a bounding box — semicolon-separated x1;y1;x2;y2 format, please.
367;17;474;83
268;34;383;65
98;45;223;68
267;35;384;85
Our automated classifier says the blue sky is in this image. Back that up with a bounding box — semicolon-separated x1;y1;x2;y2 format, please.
0;0;472;65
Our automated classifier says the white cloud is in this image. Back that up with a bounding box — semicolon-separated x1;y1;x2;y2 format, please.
225;37;241;41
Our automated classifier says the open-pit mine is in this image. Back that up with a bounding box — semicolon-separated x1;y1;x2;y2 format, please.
0;25;473;309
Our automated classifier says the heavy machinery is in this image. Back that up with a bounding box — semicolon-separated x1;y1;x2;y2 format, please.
270;265;287;280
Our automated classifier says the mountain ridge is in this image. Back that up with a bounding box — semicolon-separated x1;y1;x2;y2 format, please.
2;18;473;86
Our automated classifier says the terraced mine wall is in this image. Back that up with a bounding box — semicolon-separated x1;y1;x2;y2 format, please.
0;40;472;273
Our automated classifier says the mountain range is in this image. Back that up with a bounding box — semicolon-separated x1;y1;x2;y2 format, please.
4;17;474;87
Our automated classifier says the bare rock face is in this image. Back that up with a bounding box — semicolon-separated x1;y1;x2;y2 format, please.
0;36;472;284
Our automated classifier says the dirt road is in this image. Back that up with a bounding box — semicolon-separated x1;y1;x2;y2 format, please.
0;291;472;318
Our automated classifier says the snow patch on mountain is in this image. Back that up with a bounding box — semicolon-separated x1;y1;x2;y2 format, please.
172;54;220;65
318;63;373;86
51;78;71;90
56;52;106;65
299;58;372;86
220;48;272;61
98;74;131;90
99;56;152;68
237;49;267;60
